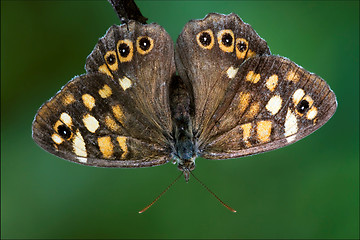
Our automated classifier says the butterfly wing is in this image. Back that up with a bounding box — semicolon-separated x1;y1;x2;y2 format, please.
86;21;175;136
32;21;175;167
175;13;270;144
200;55;337;159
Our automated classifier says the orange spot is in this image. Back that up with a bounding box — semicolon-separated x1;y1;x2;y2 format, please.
98;136;114;159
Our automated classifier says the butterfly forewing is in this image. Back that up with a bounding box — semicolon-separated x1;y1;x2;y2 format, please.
200;55;337;159
175;13;270;145
86;21;175;137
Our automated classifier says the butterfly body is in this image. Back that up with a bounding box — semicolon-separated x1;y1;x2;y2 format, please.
32;13;337;180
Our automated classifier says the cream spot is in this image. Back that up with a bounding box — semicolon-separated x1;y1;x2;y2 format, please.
98;136;114;159
266;95;282;115
284;108;298;139
60;112;72;126
77;157;87;163
306;106;318;120
82;114;99;133
292;89;305;106
119;76;132;91
257;120;272;143
82;94;95;111
246;71;261;83
286;135;297;143
240;123;252;147
265;74;278;92
73;129;87;157
98;84;112;98
51;133;64;144
226;66;239;79
117;136;128;159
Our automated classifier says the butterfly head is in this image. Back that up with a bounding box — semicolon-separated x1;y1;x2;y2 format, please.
177;159;196;182
173;136;197;182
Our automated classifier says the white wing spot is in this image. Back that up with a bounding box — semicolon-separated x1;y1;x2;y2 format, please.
306;106;318;120
77;157;87;163
60;112;72;126
266;95;282;115
292;89;305;106
284;108;298;139
119;76;132;91
51;133;64;144
83;114;99;133
73;129;87;157
226;66;239;79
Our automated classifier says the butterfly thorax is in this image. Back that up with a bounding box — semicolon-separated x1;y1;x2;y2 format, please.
170;76;197;181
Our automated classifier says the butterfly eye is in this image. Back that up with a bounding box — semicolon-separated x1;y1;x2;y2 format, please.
217;29;234;52
136;36;154;55
235;38;249;59
196;29;214;49
104;51;118;71
117;39;133;62
57;124;72;139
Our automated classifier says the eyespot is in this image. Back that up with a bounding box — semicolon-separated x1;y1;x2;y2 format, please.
136;36;154;55
217;29;234;52
104;50;118;71
196;29;214;49
117;39;133;62
297;99;310;114
57;124;72;139
235;38;249;59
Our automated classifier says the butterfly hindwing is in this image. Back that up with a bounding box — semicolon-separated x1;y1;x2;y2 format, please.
200;55;337;159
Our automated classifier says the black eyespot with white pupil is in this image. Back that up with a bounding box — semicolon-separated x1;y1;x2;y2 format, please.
221;33;233;47
118;43;130;57
199;32;212;46
297;99;310;114
57;124;72;139
106;54;116;65
139;37;151;51
237;41;247;52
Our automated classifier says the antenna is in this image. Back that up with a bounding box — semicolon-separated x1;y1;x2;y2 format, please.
190;171;237;213
138;172;183;214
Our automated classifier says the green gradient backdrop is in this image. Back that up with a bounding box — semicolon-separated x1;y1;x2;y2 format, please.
1;1;359;239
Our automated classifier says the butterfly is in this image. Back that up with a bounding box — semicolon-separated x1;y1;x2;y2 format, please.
32;13;337;184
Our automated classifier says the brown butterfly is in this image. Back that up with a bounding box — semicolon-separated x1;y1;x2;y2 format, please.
32;13;337;199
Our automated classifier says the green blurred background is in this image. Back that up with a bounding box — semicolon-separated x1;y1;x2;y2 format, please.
1;1;359;239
